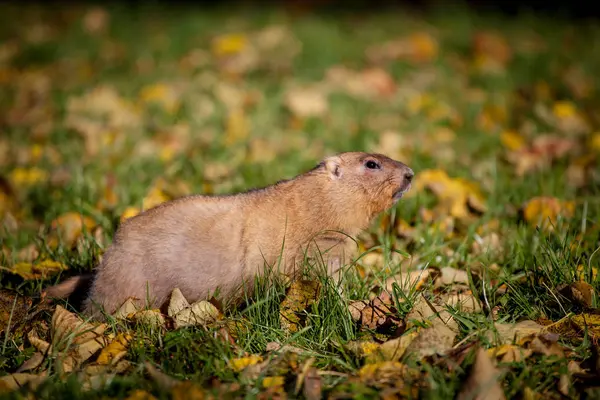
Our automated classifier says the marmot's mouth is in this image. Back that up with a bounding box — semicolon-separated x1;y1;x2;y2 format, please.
392;183;411;201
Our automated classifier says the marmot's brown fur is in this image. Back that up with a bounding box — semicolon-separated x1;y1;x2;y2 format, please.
45;152;413;320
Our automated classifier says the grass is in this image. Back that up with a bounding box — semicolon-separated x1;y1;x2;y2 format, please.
1;1;600;398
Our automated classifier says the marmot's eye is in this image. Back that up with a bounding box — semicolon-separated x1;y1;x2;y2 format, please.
365;160;380;170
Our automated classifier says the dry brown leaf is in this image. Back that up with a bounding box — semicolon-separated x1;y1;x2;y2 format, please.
82;7;109;35
472;31;512;73
385;268;433;294
302;366;321;400
406;295;458;333
284;86;329;119
132;310;165;329
173;300;222;329
444;292;482;313
348;293;402;331
438;267;470;286
403;323;457;359
16;352;45;373
558;282;595;308
457;347;506;400
324;66;396;100
113;298;139;320
167;288;190;316
491;320;545;345
0;373;46;393
366;32;438;64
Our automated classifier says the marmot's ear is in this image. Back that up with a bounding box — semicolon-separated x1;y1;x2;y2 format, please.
324;156;342;180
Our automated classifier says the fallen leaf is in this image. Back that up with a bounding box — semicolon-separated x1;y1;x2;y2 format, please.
16;352;46;373
444;292;482;313
284;86;329;119
113;298;139;320
171;381;207;400
50;212;97;248
96;332;131;366
500;130;526;151
132;309;165;329
571;314;600;340
557;282;595;308
415;169;487;220
167;288;190;316
491;320;546;345
82;7;109;35
348;293;403;332
280;280;321;334
0;373;46;393
302;366;321;400
438;267;470;286
457;347;506;400
10;259;67;280
173;300;222;329
403;323;457;359
472;31;512;73
262;376;285;388
487;344;533;363
124;389;158;400
8;167;48;188
358;361;420;393
230;354;263;373
366;32;438;64
51;305;108;372
385;268;433;293
522;196;575;231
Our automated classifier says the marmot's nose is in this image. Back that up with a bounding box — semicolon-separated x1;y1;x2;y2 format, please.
404;168;414;183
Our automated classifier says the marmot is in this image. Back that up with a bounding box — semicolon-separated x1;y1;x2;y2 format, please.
45;152;414;320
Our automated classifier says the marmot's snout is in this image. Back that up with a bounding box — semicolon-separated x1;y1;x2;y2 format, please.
392;161;414;200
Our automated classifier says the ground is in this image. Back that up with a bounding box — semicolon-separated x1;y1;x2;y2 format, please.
1;2;600;399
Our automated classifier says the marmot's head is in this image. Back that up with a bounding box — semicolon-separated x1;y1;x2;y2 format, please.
320;152;414;216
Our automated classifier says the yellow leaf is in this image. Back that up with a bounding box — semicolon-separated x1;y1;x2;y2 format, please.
212;33;248;56
9;167;48;187
139;83;180;114
522;197;575;231
571;314;600;339
501;130;526;151
553;101;577;119
11;259;67;280
124;389;158;400
120;206;140;222
487;344;532;363
230;354;263;372
142;182;170;210
225;108;249;146
590;132;600;152
409;32;438;63
262;376;285;388
51;212;97;248
280;280;321;334
96;332;132;365
415;169;487;220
